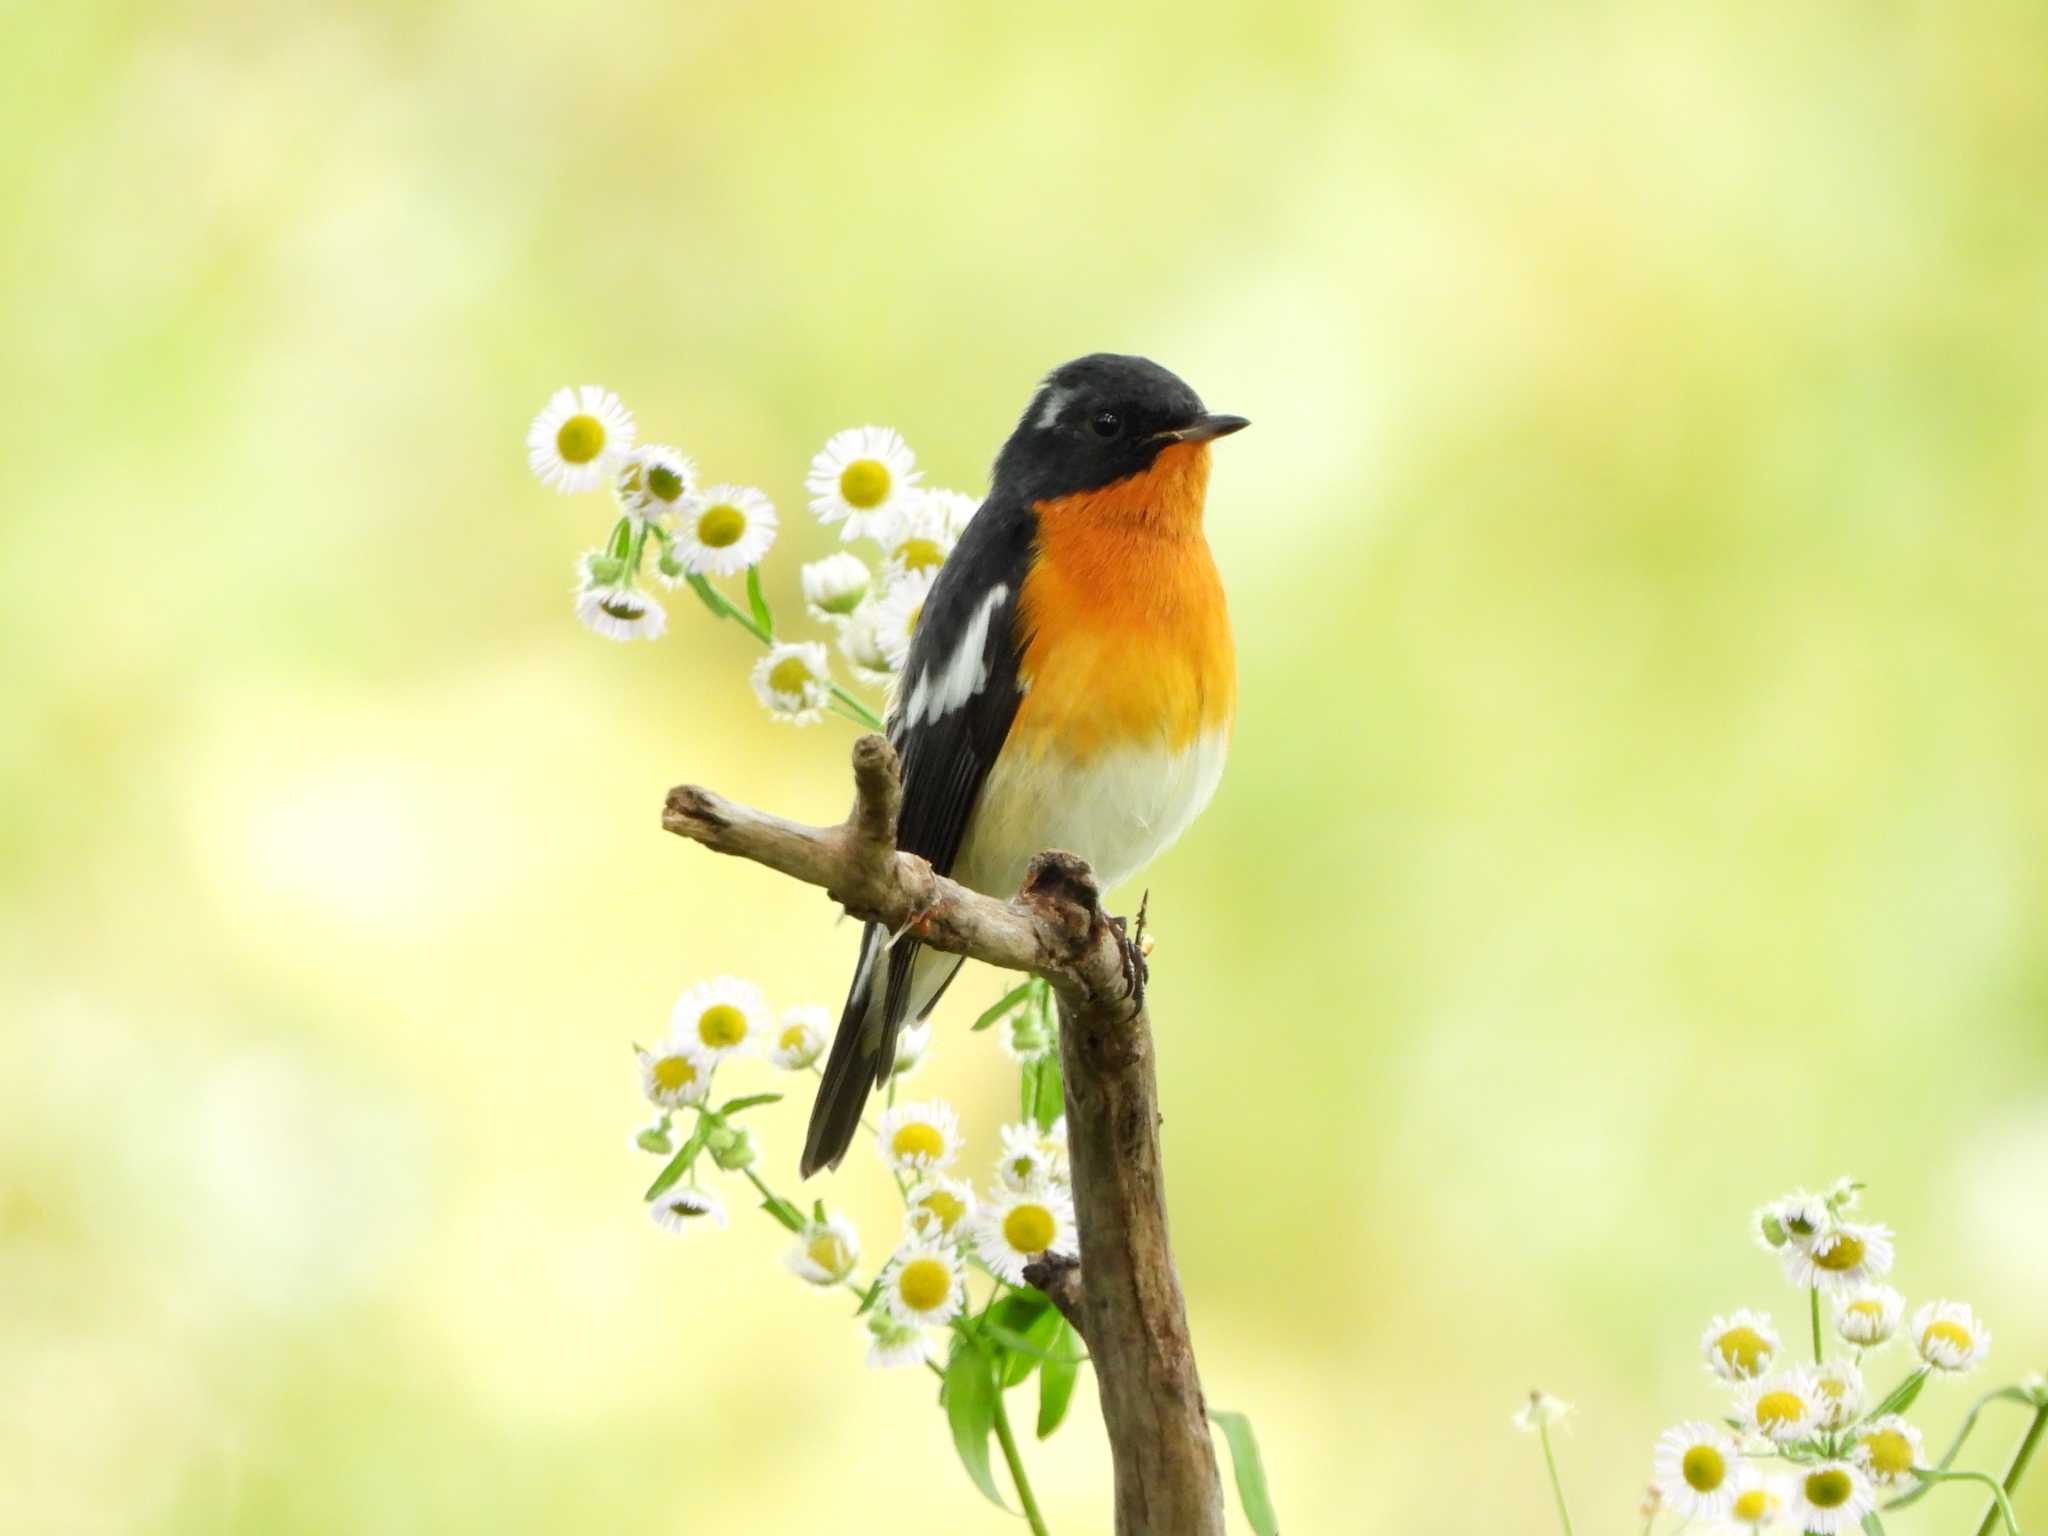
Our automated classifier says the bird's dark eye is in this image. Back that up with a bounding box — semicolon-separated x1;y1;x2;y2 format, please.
1090;411;1123;440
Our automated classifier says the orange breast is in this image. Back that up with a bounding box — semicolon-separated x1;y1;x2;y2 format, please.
1009;441;1236;761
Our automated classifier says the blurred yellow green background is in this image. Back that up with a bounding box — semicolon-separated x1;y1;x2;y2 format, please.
4;0;2045;1530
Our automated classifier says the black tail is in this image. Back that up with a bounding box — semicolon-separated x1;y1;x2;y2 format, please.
800;922;894;1176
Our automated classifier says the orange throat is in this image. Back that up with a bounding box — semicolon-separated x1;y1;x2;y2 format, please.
1010;442;1236;761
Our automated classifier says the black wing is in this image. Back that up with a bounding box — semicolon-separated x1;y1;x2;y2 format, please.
800;495;1036;1175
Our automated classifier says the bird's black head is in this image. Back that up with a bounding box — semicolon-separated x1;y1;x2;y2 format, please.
990;353;1248;504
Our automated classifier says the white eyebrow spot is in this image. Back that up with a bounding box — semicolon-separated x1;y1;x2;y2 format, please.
1033;387;1070;430
905;584;1009;726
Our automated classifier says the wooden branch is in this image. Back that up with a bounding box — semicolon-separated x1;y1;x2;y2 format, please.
663;735;1226;1536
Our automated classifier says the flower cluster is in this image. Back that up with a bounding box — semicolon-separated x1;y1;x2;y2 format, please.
1637;1180;2023;1535
525;384;980;731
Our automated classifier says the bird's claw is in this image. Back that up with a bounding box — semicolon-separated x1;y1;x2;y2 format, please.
1108;902;1149;1009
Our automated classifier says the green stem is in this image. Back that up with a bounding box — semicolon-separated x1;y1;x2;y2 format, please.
1538;1421;1576;1536
992;1388;1051;1536
1974;1404;2047;1536
683;572;889;731
1810;1287;1824;1364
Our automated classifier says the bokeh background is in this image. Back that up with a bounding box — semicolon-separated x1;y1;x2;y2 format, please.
5;0;2045;1530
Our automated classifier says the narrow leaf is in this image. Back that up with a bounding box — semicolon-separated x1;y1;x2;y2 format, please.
745;566;774;636
759;1194;804;1233
1036;1321;1081;1440
606;516;633;562
943;1336;1010;1512
989;1294;1062;1387
971;982;1035;1032
1211;1410;1280;1536
717;1093;783;1116
853;1272;883;1317
1031;1051;1064;1134
642;1118;712;1201
1861;1514;1888;1536
685;571;728;622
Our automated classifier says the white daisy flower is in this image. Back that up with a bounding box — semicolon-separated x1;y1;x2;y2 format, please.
751;641;833;726
1788;1460;1873;1535
923;488;981;541
649;1186;726;1235
636;1041;714;1109
770;1005;828;1071
1755;1190;1830;1252
1510;1391;1572;1433
807;425;922;542
673;483;777;577
1734;1371;1819;1444
837;600;899;685
1912;1299;1991;1372
1700;1309;1780;1381
613;443;696;524
975;1183;1077;1285
670;976;768;1061
1782;1221;1894;1294
528;384;635;493
875;1099;962;1175
870;566;936;672
785;1213;861;1286
876;492;959;581
574;583;666;642
865;1307;937;1370
801;551;872;621
995;1118;1069;1192
904;1174;977;1243
1724;1465;1788;1528
888;1019;933;1078
1651;1421;1739;1522
1808;1358;1864;1429
1836;1283;1905;1346
1854;1415;1924;1489
1824;1175;1863;1214
880;1238;966;1327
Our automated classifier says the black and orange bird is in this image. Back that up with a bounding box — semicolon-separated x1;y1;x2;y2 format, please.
801;354;1248;1176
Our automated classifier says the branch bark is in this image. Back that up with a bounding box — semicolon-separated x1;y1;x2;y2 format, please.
663;735;1225;1536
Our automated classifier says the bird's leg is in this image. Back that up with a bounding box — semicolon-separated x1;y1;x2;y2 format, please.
1108;906;1149;1008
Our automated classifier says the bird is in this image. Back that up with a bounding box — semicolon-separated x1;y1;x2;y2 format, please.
800;353;1247;1177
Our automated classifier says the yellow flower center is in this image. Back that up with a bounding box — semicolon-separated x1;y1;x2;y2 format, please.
646;463;685;503
1785;1210;1819;1237
778;1025;810;1052
651;1055;698;1093
1681;1445;1727;1492
1755;1391;1805;1431
1731;1489;1772;1523
1847;1300;1884;1325
819;584;865;616
806;1232;853;1277
696;504;746;547
556;413;605;464
891;1123;945;1163
697;1004;747;1049
839;458;891;509
1813;1233;1865;1271
1002;1203;1056;1255
1715;1327;1772;1377
768;656;814;696
1864;1429;1915;1480
599;594;644;621
1007;1155;1038;1184
915;1189;966;1234
1923;1320;1974;1357
897;537;945;572
896;1256;950;1313
1804;1468;1852;1509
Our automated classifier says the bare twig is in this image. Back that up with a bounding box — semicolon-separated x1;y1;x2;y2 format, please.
662;735;1226;1536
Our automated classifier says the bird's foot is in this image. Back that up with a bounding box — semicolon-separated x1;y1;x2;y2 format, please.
1108;893;1150;1009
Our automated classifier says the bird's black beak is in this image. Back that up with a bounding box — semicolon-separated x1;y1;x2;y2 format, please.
1154;413;1250;444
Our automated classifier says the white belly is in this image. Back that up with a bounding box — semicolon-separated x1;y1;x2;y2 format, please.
953;731;1230;899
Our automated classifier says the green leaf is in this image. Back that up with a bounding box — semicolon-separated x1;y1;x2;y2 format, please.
1885;1384;2031;1510
971;982;1035;1032
942;1335;1010;1512
685;571;728;622
1860;1514;1888;1536
606;516;634;562
1036;1321;1081;1439
1028;1050;1064;1134
642;1117;713;1201
1210;1410;1280;1536
717;1093;783;1116
986;1293;1061;1388
759;1193;804;1232
853;1272;883;1317
745;566;774;636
